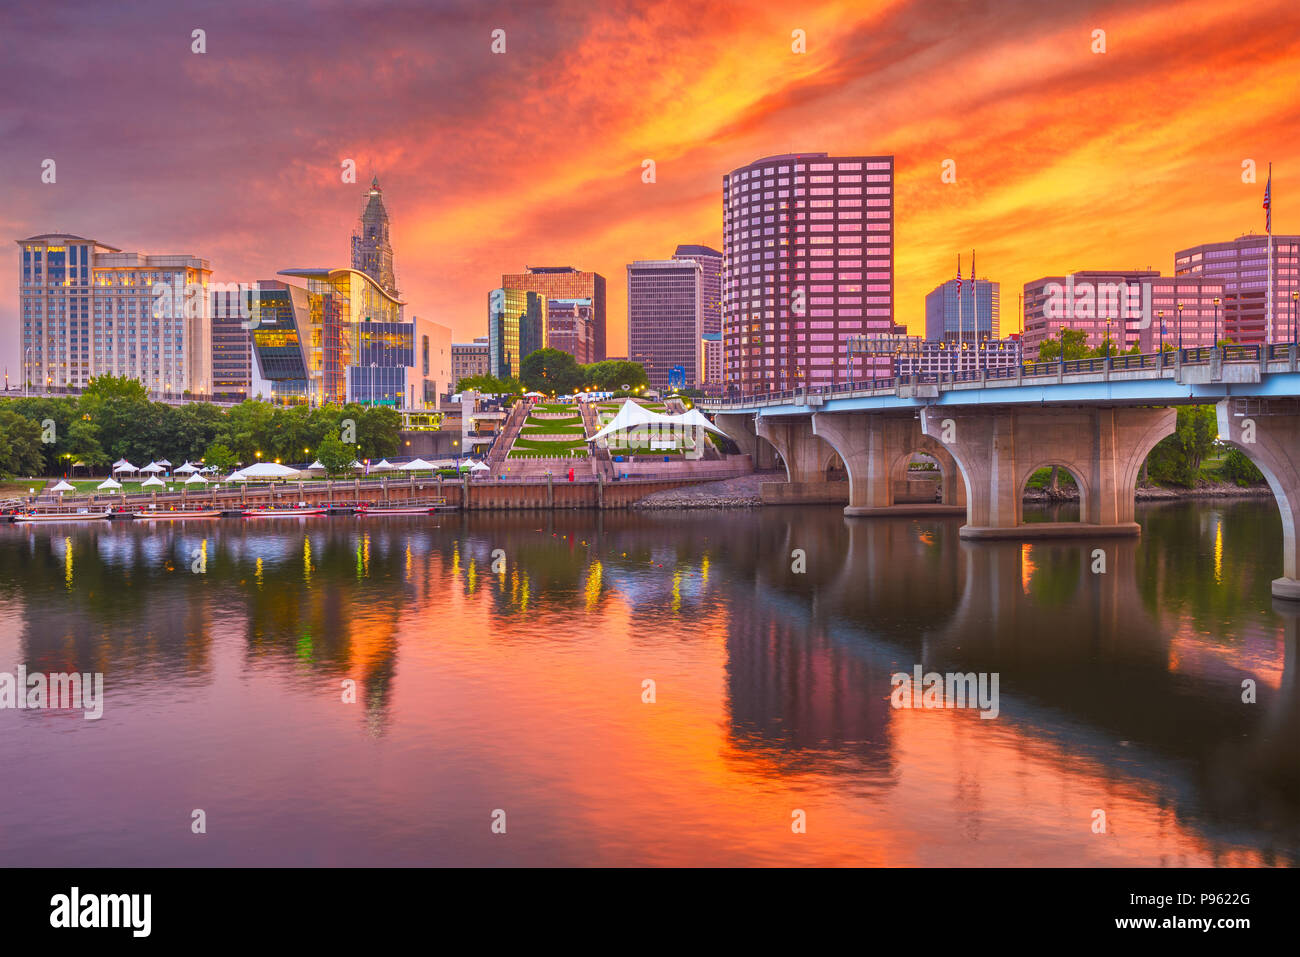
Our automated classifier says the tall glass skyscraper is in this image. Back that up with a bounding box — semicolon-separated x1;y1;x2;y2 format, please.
673;244;722;335
627;258;704;390
722;153;894;393
488;288;547;379
924;278;1000;343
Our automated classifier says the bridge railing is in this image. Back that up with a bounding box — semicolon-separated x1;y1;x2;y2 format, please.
700;342;1300;409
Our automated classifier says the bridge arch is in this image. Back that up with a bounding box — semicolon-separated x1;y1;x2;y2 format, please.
1017;461;1090;525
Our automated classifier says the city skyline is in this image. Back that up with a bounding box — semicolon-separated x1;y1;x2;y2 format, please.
2;0;1299;384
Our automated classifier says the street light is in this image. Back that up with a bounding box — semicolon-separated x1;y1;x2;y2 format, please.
1177;301;1184;351
1105;317;1113;358
1293;291;1299;346
1214;297;1222;347
1158;310;1165;351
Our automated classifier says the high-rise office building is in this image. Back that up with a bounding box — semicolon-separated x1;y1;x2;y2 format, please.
488;288;547;379
17;233;212;395
546;297;596;364
452;336;491;385
210;285;254;400
628;258;704;390
500;266;607;360
924;278;1000;343
701;332;723;388
351;177;398;300
1174;234;1300;343
722;153;894;393
674;244;722;335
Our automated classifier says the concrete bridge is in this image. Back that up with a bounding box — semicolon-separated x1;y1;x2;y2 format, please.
703;344;1300;600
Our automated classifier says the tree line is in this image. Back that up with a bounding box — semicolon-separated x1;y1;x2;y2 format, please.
457;351;650;397
0;375;402;478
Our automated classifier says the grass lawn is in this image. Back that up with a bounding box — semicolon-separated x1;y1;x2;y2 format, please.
507;448;589;458
0;480;45;497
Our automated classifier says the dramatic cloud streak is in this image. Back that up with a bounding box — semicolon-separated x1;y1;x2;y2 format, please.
2;0;1298;377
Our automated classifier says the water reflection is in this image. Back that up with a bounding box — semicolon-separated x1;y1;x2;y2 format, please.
0;501;1295;866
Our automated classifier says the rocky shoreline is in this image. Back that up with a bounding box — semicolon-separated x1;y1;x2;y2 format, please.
632;473;1273;509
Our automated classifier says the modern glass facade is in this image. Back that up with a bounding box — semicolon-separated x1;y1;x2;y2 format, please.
250;268;405;406
488;288;546;379
924;278;1000;343
723;153;895;393
627;259;703;390
500;266;607;360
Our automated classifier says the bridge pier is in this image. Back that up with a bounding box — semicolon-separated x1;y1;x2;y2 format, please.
812;411;966;516
920;405;1175;539
1215;400;1300;600
714;413;778;469
753;416;845;504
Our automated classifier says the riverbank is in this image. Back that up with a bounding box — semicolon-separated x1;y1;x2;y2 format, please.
632;473;1274;509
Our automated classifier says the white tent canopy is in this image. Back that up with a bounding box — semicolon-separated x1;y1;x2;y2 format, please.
350;460;364;470
588;400;672;443
306;460;326;470
371;459;395;471
112;458;130;469
51;480;75;493
227;471;248;483
97;478;122;490
664;408;729;436
238;462;299;479
141;475;165;488
185;473;208;485
112;461;138;474
398;458;437;471
140;462;166;473
174;462;199;474
156;459;172;466
468;460;491;471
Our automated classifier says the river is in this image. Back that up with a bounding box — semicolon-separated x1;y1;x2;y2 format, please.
0;500;1296;866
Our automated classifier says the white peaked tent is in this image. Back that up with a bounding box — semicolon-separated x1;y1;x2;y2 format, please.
371;459;395;471
398;458;436;471
664;408;729;436
156;459;172;467
112;461;138;474
185;472;208;485
227;471;248;483
142;475;165;488
112;458;130;469
350;460;364;470
588;400;671;443
51;480;75;493
140;462;166;473
97;478;122;491
174;462;199;474
239;462;299;479
306;460;326;471
468;460;491;471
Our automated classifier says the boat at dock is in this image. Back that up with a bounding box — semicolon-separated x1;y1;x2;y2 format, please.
13;508;112;523
241;506;328;517
132;508;222;520
356;503;442;516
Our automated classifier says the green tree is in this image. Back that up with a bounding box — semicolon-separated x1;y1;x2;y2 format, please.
1146;406;1218;486
582;360;648;391
356;406;402;460
455;374;522;394
201;443;237;473
314;434;354;476
63;418;108;470
76;374;151;462
0;409;45;477
521;348;585;394
1035;328;1091;362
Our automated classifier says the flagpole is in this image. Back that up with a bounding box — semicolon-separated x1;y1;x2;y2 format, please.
1268;162;1274;343
957;253;963;370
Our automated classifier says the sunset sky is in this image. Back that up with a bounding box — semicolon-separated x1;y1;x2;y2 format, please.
3;0;1299;378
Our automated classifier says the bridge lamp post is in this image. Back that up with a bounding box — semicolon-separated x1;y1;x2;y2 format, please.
1214;297;1221;347
1105;317;1112;358
1177;302;1184;351
1158;310;1165;352
1292;291;1298;347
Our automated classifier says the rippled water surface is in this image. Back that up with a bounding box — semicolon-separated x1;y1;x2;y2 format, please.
1;501;1296;866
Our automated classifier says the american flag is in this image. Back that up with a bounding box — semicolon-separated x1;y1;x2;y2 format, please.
1264;167;1272;233
956;254;961;293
